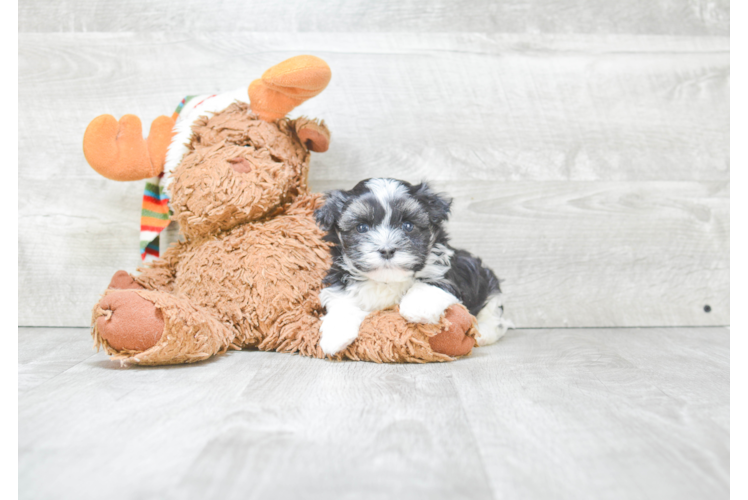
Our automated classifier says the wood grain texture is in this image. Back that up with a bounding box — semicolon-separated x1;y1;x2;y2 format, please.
18;33;729;328
18;327;100;393
18;326;729;500
450;327;729;499
18;0;730;35
19;33;729;182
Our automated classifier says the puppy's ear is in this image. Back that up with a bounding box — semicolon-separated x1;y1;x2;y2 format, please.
315;190;347;231
411;182;452;224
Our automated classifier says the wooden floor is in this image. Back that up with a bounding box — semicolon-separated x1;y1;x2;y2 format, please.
19;326;729;500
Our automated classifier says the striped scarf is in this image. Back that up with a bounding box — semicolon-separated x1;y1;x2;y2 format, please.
140;174;171;260
139;96;195;261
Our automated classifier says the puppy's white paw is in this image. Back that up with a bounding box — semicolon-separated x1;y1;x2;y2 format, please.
475;294;513;346
319;308;368;355
399;282;460;324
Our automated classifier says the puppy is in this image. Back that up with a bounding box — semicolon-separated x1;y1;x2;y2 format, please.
314;178;511;355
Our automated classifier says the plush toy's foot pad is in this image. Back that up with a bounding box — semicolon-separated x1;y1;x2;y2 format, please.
96;291;164;352
108;270;145;290
429;305;475;357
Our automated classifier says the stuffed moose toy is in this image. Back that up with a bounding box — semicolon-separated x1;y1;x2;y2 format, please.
83;55;479;365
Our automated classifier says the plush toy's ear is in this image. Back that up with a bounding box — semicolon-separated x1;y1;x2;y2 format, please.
314;190;347;231
294;118;330;153
410;182;452;224
249;55;332;122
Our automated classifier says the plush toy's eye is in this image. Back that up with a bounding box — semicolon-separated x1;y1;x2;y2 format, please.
356;223;370;234
402;221;414;232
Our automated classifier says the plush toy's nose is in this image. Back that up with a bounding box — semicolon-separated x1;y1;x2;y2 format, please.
228;157;253;173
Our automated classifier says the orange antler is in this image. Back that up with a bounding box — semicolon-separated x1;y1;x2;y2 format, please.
83;114;175;181
249;55;332;122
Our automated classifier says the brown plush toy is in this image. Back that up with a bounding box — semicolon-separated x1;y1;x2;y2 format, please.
84;55;478;365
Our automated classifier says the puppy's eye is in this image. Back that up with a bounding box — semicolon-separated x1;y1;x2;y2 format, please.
402;221;414;232
356;223;370;233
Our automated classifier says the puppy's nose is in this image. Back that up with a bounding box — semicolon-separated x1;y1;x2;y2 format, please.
379;248;395;260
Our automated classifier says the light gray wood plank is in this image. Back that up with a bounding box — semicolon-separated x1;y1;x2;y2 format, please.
450;327;729;500
18;178;144;327
18;326;729;500
18;327;99;393
19;33;729;183
18;0;730;36
168;358;494;500
18;33;729;327
18;328;494;500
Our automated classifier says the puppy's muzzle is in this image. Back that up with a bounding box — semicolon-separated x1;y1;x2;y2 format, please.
378;248;395;260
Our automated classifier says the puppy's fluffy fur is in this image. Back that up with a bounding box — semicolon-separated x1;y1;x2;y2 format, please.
315;178;510;355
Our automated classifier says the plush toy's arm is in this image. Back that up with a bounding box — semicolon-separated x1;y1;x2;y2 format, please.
133;242;185;292
83;114;175;181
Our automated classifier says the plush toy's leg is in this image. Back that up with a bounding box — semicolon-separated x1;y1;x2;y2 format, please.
255;298;325;358
83;114;175;181
108;270;145;290
104;243;182;295
92;289;236;365
309;304;478;363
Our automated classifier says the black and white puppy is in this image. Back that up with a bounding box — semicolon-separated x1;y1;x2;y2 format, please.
314;178;510;355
